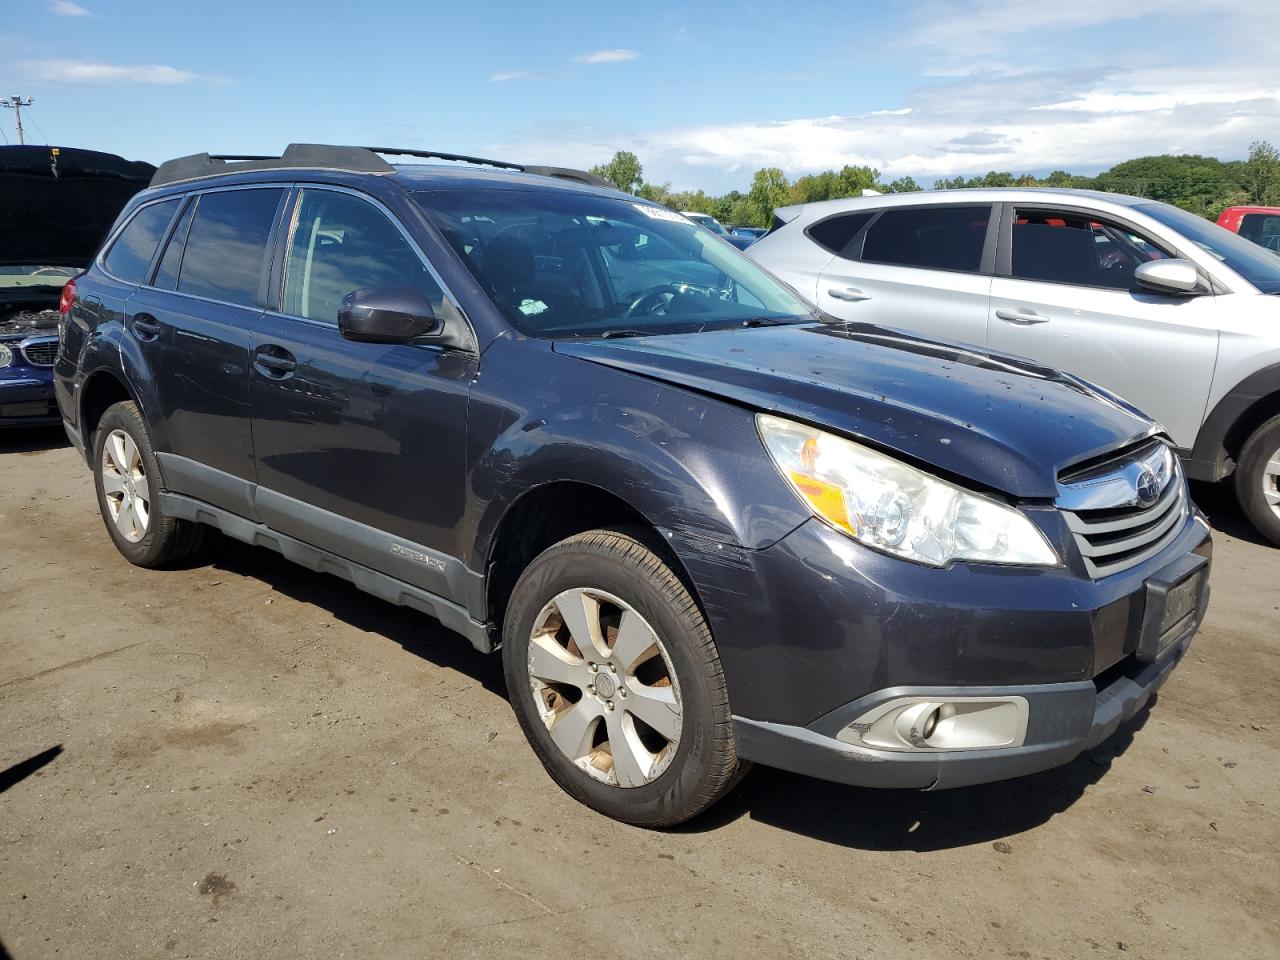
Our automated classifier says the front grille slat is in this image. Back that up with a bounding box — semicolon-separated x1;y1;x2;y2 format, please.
20;337;58;367
1058;442;1188;579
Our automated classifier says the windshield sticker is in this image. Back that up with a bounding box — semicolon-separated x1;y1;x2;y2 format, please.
518;299;549;316
633;204;690;224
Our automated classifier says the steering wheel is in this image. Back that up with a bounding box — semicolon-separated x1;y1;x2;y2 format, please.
623;283;688;317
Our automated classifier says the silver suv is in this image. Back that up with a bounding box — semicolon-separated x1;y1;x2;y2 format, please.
748;189;1280;544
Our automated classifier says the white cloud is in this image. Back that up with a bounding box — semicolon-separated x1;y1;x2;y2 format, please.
572;49;639;65
488;70;528;83
48;0;92;16
19;59;200;84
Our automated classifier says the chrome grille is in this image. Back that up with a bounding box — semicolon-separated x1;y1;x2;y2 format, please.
1058;441;1188;579
20;336;58;367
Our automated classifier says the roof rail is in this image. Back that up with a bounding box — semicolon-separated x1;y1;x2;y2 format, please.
150;143;614;190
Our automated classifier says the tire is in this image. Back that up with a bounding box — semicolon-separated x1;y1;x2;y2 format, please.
1233;415;1280;546
92;400;206;567
502;529;744;827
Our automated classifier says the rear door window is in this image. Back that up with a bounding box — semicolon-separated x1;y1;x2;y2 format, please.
178;189;284;306
806;211;874;256
1010;210;1170;290
861;205;991;272
102;199;181;284
152;199;196;291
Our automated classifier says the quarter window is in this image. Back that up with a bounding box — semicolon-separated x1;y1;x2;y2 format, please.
806;211;874;256
102;199;180;284
177;189;284;306
1011;210;1170;290
152;199;196;291
282;189;446;324
861;206;991;272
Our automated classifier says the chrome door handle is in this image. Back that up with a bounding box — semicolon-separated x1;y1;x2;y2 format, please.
827;287;872;303
995;308;1050;325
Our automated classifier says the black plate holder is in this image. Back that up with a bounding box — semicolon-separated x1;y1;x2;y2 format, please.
1136;553;1209;663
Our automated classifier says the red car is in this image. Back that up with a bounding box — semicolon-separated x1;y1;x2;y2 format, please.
1217;205;1280;252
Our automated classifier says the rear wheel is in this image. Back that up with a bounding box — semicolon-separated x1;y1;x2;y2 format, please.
92;401;206;567
1234;415;1280;546
502;529;744;826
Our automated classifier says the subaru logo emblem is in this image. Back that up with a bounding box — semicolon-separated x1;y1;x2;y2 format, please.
1135;467;1161;507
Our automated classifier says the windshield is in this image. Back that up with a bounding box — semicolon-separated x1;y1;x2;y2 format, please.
415;189;813;337
0;265;78;290
1139;203;1280;294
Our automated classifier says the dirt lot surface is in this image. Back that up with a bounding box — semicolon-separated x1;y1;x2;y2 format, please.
1;428;1277;960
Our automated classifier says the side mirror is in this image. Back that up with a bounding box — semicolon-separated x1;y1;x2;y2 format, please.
337;286;442;343
1134;259;1202;296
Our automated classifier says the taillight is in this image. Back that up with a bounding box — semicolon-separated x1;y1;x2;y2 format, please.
58;277;77;316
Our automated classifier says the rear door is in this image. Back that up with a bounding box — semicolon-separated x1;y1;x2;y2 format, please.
125;187;286;508
248;186;476;599
816;203;995;348
987;205;1219;450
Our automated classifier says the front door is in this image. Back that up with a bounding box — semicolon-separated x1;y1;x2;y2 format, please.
988;207;1219;450
248;187;476;600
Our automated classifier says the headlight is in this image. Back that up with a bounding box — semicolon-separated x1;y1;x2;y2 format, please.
0;344;13;368
757;414;1059;568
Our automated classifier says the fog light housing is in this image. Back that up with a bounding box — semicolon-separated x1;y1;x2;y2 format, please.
839;696;1029;752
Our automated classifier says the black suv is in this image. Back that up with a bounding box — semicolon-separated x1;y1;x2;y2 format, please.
55;145;1212;826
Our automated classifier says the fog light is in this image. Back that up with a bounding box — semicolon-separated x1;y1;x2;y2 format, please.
841;696;1029;752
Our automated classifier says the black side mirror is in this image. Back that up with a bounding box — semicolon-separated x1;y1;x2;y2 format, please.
337;286;442;343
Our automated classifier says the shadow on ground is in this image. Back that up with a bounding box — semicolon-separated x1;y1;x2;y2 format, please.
200;535;507;700
1190;479;1271;547
0;426;67;456
184;526;1152;852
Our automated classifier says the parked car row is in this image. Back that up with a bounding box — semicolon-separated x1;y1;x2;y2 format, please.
747;189;1280;545
44;144;1213;826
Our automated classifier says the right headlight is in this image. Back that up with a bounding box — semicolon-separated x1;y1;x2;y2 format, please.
757;413;1060;568
0;343;13;368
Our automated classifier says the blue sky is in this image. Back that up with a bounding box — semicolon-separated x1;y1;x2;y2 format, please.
2;0;1276;192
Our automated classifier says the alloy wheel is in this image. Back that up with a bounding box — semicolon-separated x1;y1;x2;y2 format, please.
1264;446;1280;521
527;587;683;788
101;428;151;543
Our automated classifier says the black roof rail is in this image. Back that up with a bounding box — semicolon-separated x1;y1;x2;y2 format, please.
150;144;395;187
150;143;615;190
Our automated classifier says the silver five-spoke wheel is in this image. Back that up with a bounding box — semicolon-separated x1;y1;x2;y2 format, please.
100;428;151;543
527;587;683;788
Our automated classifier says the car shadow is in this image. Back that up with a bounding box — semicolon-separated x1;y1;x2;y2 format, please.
1188;479;1272;547
201;535;508;700
679;705;1151;849
0;426;68;455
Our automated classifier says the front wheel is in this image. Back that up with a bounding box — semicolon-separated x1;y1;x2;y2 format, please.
1234;414;1280;546
502;529;744;826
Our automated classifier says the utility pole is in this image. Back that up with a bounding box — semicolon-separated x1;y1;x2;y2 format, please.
2;95;34;145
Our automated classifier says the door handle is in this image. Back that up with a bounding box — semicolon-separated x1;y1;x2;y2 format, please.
130;313;161;342
995;308;1050;325
827;287;872;303
253;345;297;379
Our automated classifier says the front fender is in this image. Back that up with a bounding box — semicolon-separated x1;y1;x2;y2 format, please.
463;338;809;571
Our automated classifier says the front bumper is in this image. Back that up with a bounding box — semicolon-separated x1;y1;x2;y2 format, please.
733;619;1199;789
0;367;59;428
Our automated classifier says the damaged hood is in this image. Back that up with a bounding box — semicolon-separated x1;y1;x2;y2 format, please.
554;322;1158;499
0;145;155;268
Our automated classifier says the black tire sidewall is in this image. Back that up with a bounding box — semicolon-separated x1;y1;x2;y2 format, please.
1235;416;1280;546
92;402;172;566
502;533;731;826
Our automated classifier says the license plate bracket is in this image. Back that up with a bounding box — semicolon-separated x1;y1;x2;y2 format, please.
1136;553;1209;663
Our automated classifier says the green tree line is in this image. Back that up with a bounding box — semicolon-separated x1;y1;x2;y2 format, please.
590;141;1280;227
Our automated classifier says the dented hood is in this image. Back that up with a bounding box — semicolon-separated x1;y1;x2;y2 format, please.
553;323;1159;499
0;145;155;268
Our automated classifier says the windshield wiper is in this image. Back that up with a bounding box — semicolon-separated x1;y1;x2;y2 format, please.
599;329;651;339
739;317;788;328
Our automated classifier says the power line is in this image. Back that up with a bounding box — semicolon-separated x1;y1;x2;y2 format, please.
1;95;34;145
23;106;51;145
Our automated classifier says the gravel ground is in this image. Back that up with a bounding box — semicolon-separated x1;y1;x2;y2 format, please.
1;428;1277;960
